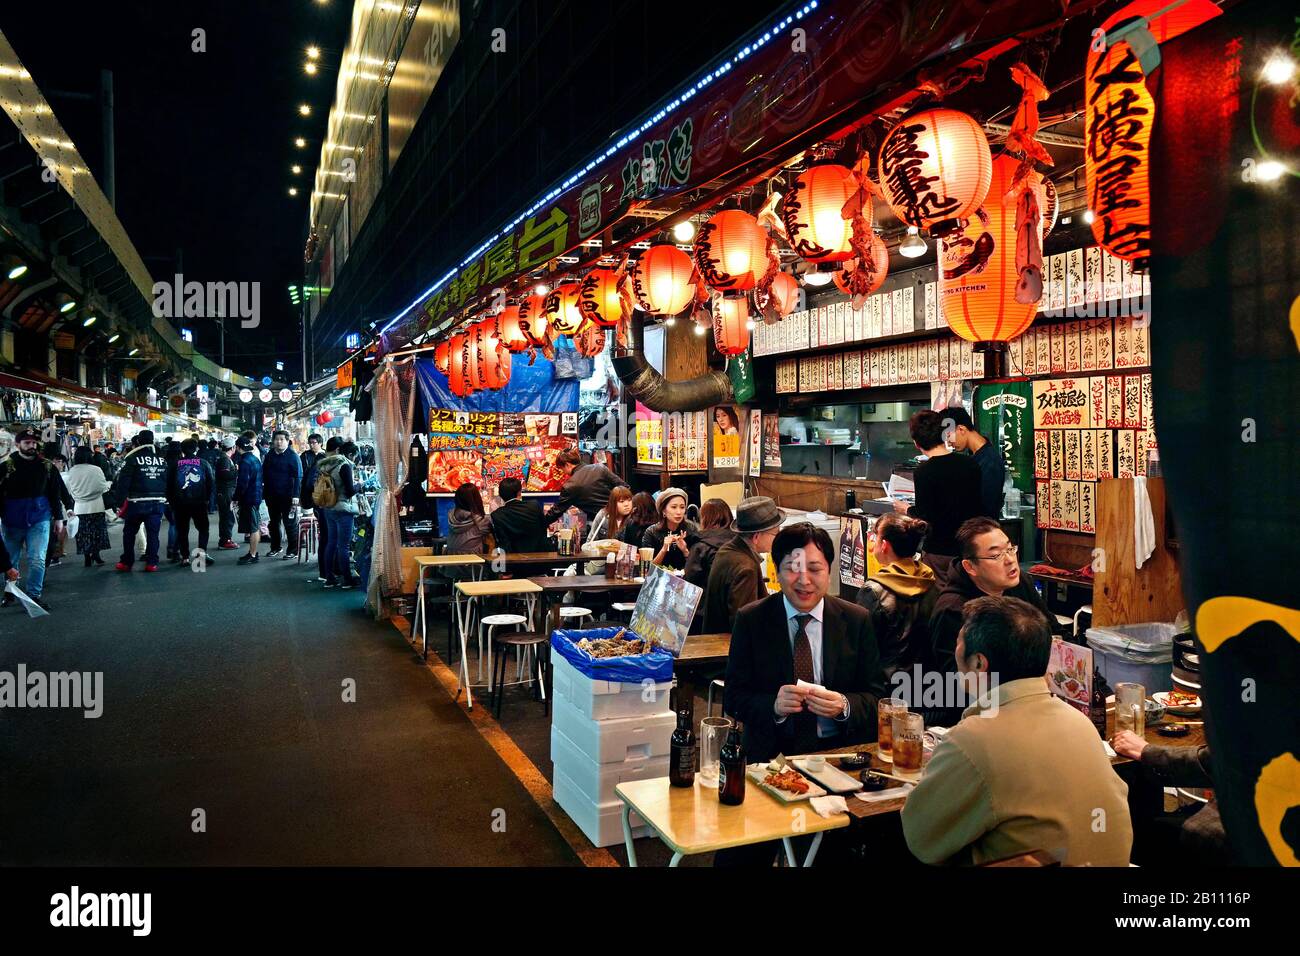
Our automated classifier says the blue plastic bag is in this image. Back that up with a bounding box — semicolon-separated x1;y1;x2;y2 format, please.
550;626;675;683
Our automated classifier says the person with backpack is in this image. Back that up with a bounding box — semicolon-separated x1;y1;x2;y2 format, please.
313;440;358;589
684;498;736;590
855;514;937;679
261;429;302;559
234;437;264;565
170;438;216;565
303;436;339;583
0;428;65;610
110;430;169;573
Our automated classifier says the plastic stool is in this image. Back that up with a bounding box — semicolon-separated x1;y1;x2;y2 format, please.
558;606;592;624
296;514;317;563
490;632;551;718
480;612;527;685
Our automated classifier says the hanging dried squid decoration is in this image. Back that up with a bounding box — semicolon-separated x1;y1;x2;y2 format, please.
752;234;784;325
1004;62;1054;306
612;254;636;355
830;155;888;309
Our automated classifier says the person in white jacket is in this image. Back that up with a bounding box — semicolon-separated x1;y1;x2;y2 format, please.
63;447;113;567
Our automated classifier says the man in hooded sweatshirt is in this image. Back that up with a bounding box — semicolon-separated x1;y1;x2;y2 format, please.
0;429;65;609
110;430;169;572
856;514;938;679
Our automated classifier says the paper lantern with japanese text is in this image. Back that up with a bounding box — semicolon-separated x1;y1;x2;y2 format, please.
447;332;473;397
878;108;992;237
473;319;511;390
497;304;530;352
939;154;1039;345
782;164;858;263
833;233;889;296
693;210;768;293
629;245;696;315
712;297;751;355
517;293;549;346
433;338;450;374
574;323;606;358
577;268;623;328
1084;0;1220;268
544;281;586;336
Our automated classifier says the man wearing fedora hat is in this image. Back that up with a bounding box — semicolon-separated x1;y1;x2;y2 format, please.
701;496;783;633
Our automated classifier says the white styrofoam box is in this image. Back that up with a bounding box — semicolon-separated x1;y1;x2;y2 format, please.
551;723;671;806
550;651;674;720
552;762;651;848
551;692;675;765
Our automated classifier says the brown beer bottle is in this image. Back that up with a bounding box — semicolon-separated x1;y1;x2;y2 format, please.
717;725;746;805
669;708;696;788
1090;668;1111;739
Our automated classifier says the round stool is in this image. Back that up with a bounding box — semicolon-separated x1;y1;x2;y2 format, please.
558;607;593;630
480;613;527;685
490;632;551;718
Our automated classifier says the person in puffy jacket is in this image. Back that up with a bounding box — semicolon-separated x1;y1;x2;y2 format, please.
169;438;216;564
234;438;264;565
64;446;113;567
109;430;169;572
314;441;358;588
447;482;492;556
261;430;303;558
855;514;937;679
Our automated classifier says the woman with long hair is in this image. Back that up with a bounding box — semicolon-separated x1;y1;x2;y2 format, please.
64;446;113;567
684;498;734;589
620;491;657;549
588;485;632;542
856;514;936;676
642;487;700;572
447;482;493;555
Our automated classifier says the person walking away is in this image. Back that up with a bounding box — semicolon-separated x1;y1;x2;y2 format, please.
642;487;699;572
160;439;183;561
447;482;493;556
0;429;65;610
895;409;983;583
64;447;112;567
944;406;1005;519
44;454;75;567
214;437;239;549
305;436;340;583
91;442;112;480
234;437;264;565
490;476;549;553
702;496;783;633
110;430;169;573
199;439;224;514
170;438;216;565
683;498;735;590
314;441;359;588
261;430;302;558
855;514;937;679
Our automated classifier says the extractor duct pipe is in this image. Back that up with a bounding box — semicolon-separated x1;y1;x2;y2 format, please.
611;313;733;413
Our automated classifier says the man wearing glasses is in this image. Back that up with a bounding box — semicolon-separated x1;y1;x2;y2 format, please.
927;517;1055;721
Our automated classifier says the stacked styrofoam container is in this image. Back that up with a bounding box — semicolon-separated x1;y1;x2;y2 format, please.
549;650;676;847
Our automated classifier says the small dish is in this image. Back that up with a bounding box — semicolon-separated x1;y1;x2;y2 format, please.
805;755;826;773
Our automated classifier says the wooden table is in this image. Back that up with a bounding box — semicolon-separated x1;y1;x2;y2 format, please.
453;579;542;709
674;633;731;716
614;776;850;867
494;550;587;574
526;574;644;634
413;554;485;658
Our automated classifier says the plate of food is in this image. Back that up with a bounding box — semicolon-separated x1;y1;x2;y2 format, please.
746;762;826;802
1153;690;1202;716
791;756;864;794
586;538;623;555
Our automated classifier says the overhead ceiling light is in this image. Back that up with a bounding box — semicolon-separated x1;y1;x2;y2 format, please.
6;263;27;280
745;318;756;331
82;315;96;327
306;46;321;61
298;104;312;116
663;315;677;327
304;62;318;75
292;164;302;174
1261;53;1296;85
59;299;77;312
1256;160;1287;182
693;322;707;336
672;220;696;243
1082;209;1096;224
803;271;833;287
108;333;120;343
295;137;306;148
899;226;927;258
129;347;140;356
289;187;299;197
534;282;550;296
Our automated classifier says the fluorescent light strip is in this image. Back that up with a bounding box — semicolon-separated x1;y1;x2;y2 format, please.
379;1;818;334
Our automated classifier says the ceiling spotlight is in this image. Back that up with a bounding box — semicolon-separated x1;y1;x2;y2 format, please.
292;164;302;174
59;299;77;312
6;263;27;280
745;318;756;331
295;137;306;148
672;220;696;243
803;271;833;287
534;282;550;296
129;347;140;356
298;104;312;116
108;333;120;343
1082;209;1096;224
693;322;707;336
899;226;927;258
304;62;318;75
306;46;321;61
1261;53;1296;85
82;315;96;327
289;187;299;197
663;315;677;327
1256;160;1287;182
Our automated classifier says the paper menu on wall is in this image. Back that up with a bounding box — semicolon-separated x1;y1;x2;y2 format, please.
1080;481;1097;534
1081;429;1097;481
1095;429;1114;478
1066;249;1085;310
1085;247;1102;304
1050;430;1064;478
1064;430;1082;480
1105;376;1124;428
1065;321;1082;372
924;281;938;330
927;340;940;381
1021;327;1037;376
826;354;843;390
902;286;915;334
892;289;906;334
1034;431;1050;478
1062;480;1080;531
1035;329;1051;376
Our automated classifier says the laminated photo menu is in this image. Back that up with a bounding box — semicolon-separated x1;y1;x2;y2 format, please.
1047;638;1093;715
629;567;703;657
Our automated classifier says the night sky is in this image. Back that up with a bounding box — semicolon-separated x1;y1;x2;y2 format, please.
2;1;352;383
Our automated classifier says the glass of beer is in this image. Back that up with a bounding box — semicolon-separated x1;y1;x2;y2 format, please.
1114;682;1146;736
891;712;925;778
698;717;732;787
876;698;907;761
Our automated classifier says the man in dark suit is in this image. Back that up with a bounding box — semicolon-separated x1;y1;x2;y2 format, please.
724;522;886;764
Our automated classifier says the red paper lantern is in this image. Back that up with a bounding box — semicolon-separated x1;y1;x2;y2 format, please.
433;339;450;374
940;154;1039;345
574;323;606;358
693;210;768;293
1084;0;1219;268
878;108;992;237
497;304;530;352
577;268;623;328
833;233;889;296
473;319;511;390
447;332;474;397
319;410;333;424
517;293;549;346
712;296;751;356
544;281;585;336
629;245;696;315
782;164;858;263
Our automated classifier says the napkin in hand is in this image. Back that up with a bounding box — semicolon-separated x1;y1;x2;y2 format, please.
808;795;848;818
1102;739;1118;758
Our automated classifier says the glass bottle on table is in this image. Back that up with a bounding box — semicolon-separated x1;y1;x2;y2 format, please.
670;707;697;788
717;724;746;805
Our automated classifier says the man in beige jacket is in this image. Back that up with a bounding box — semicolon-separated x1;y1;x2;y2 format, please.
901;596;1133;866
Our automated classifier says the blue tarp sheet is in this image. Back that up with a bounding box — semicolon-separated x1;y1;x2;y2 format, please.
414;356;578;419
